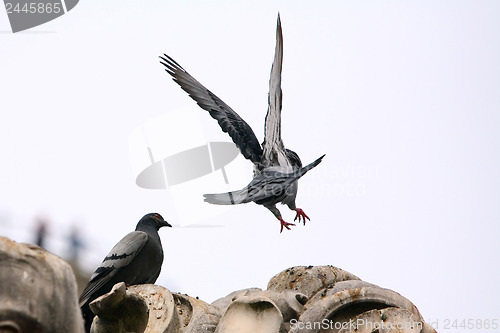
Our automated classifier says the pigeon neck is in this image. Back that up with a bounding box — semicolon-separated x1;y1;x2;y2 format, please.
136;223;158;234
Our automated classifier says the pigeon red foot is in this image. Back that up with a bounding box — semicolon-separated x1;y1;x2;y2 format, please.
294;208;310;225
279;217;295;233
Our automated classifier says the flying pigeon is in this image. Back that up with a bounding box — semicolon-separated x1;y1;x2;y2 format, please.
79;213;171;332
159;14;325;232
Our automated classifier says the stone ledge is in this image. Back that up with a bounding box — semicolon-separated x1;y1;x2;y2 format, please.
90;265;437;333
0;236;437;333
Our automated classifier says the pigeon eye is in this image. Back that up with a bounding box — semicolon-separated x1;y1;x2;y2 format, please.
154;214;161;220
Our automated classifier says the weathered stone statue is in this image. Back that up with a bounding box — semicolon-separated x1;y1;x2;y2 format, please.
0;236;84;332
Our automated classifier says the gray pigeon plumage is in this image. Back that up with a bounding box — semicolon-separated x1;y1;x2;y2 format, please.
159;14;324;232
79;213;171;331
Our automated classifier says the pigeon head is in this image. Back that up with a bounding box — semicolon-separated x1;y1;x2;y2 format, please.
285;149;302;168
137;213;172;231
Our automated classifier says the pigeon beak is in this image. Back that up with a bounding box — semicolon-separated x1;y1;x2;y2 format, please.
161;221;172;228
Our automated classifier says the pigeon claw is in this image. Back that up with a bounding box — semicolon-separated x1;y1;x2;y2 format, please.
279;217;295;233
294;208;310;225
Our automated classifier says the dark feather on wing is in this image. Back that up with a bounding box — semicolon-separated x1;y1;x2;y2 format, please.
160;54;263;165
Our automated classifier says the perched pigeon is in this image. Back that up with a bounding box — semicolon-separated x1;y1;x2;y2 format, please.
159;14;324;232
79;213;171;332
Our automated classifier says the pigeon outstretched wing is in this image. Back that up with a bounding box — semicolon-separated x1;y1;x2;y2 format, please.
78;231;148;307
262;14;287;167
159;55;263;165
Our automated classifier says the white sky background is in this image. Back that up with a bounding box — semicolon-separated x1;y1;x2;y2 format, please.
1;1;499;331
